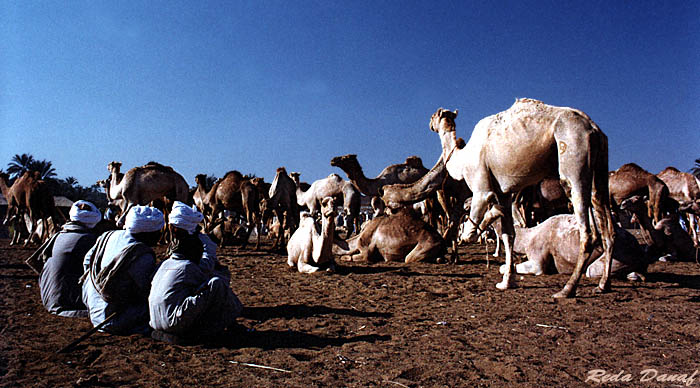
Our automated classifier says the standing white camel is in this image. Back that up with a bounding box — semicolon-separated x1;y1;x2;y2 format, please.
430;99;615;298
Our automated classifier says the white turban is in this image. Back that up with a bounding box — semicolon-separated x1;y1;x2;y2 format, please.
168;201;203;234
125;206;165;234
69;200;102;229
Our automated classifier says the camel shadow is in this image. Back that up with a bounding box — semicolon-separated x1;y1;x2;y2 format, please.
0;263;30;270
242;304;391;321
209;327;390;350
645;272;700;290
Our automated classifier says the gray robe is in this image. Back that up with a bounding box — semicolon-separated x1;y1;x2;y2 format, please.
148;252;242;337
39;222;96;317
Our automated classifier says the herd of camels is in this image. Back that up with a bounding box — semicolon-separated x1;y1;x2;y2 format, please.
2;98;699;298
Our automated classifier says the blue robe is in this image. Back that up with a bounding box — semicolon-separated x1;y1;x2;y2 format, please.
82;230;157;335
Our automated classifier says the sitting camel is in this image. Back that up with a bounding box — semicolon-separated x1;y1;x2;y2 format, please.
289;171;361;236
620;195;696;261
657;167;700;247
497;214;650;280
333;207;445;263
422;100;615;298
608;163;670;224
286;197;337;273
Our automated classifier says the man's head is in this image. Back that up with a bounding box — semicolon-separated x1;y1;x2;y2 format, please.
168;201;203;234
69;200;102;229
125;206;165;246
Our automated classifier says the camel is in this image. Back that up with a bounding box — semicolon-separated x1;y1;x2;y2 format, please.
657;167;700;247
107;161;189;226
267;167;300;250
620;195;696;261
330;154;429;197
196;170;262;250
608;163;670;224
0;171;61;246
286;197;337;273
426;100;615;298
514;177;571;226
333;207;445;263
289;172;361;236
497;214;650;281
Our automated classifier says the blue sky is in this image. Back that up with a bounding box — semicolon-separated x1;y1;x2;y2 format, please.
1;1;698;189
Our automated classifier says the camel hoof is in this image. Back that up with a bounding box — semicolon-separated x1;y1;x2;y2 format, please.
552;289;575;299
592;286;611;295
495;279;514;290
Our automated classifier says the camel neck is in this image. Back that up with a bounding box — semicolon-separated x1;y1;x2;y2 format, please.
438;130;458;160
0;178;10;198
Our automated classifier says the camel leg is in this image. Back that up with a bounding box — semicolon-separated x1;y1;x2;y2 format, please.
297;253;320;273
496;196;516;290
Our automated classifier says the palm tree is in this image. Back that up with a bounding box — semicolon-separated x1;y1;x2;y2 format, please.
28;159;57;180
6;153;35;179
690;158;700;179
63;176;79;187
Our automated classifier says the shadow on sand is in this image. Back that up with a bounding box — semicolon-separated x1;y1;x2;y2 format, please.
211;327;391;350
242;304;391;321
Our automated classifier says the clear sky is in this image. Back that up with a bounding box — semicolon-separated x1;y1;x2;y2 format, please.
1;1;698;189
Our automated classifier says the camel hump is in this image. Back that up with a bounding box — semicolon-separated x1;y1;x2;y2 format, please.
142;161;175;173
661;166;680;173
404;156;424;168
276;167;287;174
223;170;243;180
617;163;645;172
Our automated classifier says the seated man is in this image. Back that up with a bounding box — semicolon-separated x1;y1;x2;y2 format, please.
38;200;101;317
149;201;242;341
81;206;164;335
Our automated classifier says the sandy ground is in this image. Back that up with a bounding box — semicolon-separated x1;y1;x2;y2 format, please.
1;237;699;387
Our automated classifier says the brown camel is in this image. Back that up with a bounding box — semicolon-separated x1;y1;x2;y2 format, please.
0;171;61;246
330;154;429;197
608;163;670;224
195;170;261;250
267;167;300;250
289;172;362;236
657;166;700;247
426;100;615;298
333;207;445;263
107;161;189;225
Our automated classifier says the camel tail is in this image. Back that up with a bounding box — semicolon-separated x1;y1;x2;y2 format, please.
590;127;616;288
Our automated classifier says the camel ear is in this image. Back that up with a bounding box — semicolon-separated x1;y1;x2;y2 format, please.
453;109;458;117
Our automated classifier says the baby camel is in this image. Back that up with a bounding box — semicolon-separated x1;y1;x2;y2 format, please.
287;197;337;273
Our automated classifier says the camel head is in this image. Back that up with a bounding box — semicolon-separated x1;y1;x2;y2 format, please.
619;195;647;214
320;197;336;219
195;174;207;185
404;156;424;169
679;199;700;216
330;154;360;170
430;108;458;133
107;161;122;174
289;172;301;185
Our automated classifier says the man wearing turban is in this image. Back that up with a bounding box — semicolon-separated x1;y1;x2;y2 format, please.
149;201;242;342
37;200;102;317
82;205;164;335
